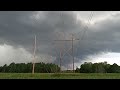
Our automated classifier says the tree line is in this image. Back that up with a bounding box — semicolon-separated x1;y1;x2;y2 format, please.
1;61;120;73
0;62;60;73
75;62;120;73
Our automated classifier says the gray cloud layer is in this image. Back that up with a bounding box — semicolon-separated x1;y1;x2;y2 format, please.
0;11;120;68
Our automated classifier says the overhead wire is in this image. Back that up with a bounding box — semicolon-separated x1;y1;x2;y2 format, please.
75;11;94;59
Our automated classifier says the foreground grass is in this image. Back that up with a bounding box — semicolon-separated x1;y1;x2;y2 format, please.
0;73;120;79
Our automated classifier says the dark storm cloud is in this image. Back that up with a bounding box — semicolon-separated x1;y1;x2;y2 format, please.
1;11;120;68
74;13;120;63
0;11;82;52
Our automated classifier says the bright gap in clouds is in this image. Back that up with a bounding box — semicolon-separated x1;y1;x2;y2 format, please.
0;44;33;66
84;52;120;65
60;52;120;70
75;11;120;25
0;44;56;66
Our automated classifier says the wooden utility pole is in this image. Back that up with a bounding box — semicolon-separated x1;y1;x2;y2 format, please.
32;35;36;74
59;50;62;73
72;34;74;73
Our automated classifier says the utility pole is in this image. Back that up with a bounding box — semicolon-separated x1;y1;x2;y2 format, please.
32;35;36;74
54;33;79;73
72;34;74;73
59;50;62;73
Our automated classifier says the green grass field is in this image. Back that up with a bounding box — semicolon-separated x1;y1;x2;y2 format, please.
0;73;120;79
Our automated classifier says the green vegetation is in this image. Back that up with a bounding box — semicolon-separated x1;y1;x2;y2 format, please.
0;61;120;74
1;61;120;79
0;73;120;79
75;62;120;73
0;62;60;73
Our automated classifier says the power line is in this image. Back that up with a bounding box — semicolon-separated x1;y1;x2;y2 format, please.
75;11;94;64
80;11;94;40
31;11;94;73
51;12;94;72
54;33;79;73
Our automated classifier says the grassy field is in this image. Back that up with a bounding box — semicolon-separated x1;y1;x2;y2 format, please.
0;73;120;79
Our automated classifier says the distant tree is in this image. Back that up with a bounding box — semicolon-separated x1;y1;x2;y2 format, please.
78;61;117;73
80;62;93;73
2;64;7;72
108;63;120;73
92;62;106;73
0;62;60;73
75;67;80;73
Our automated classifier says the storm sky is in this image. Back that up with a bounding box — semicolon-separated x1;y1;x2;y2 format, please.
0;11;120;69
